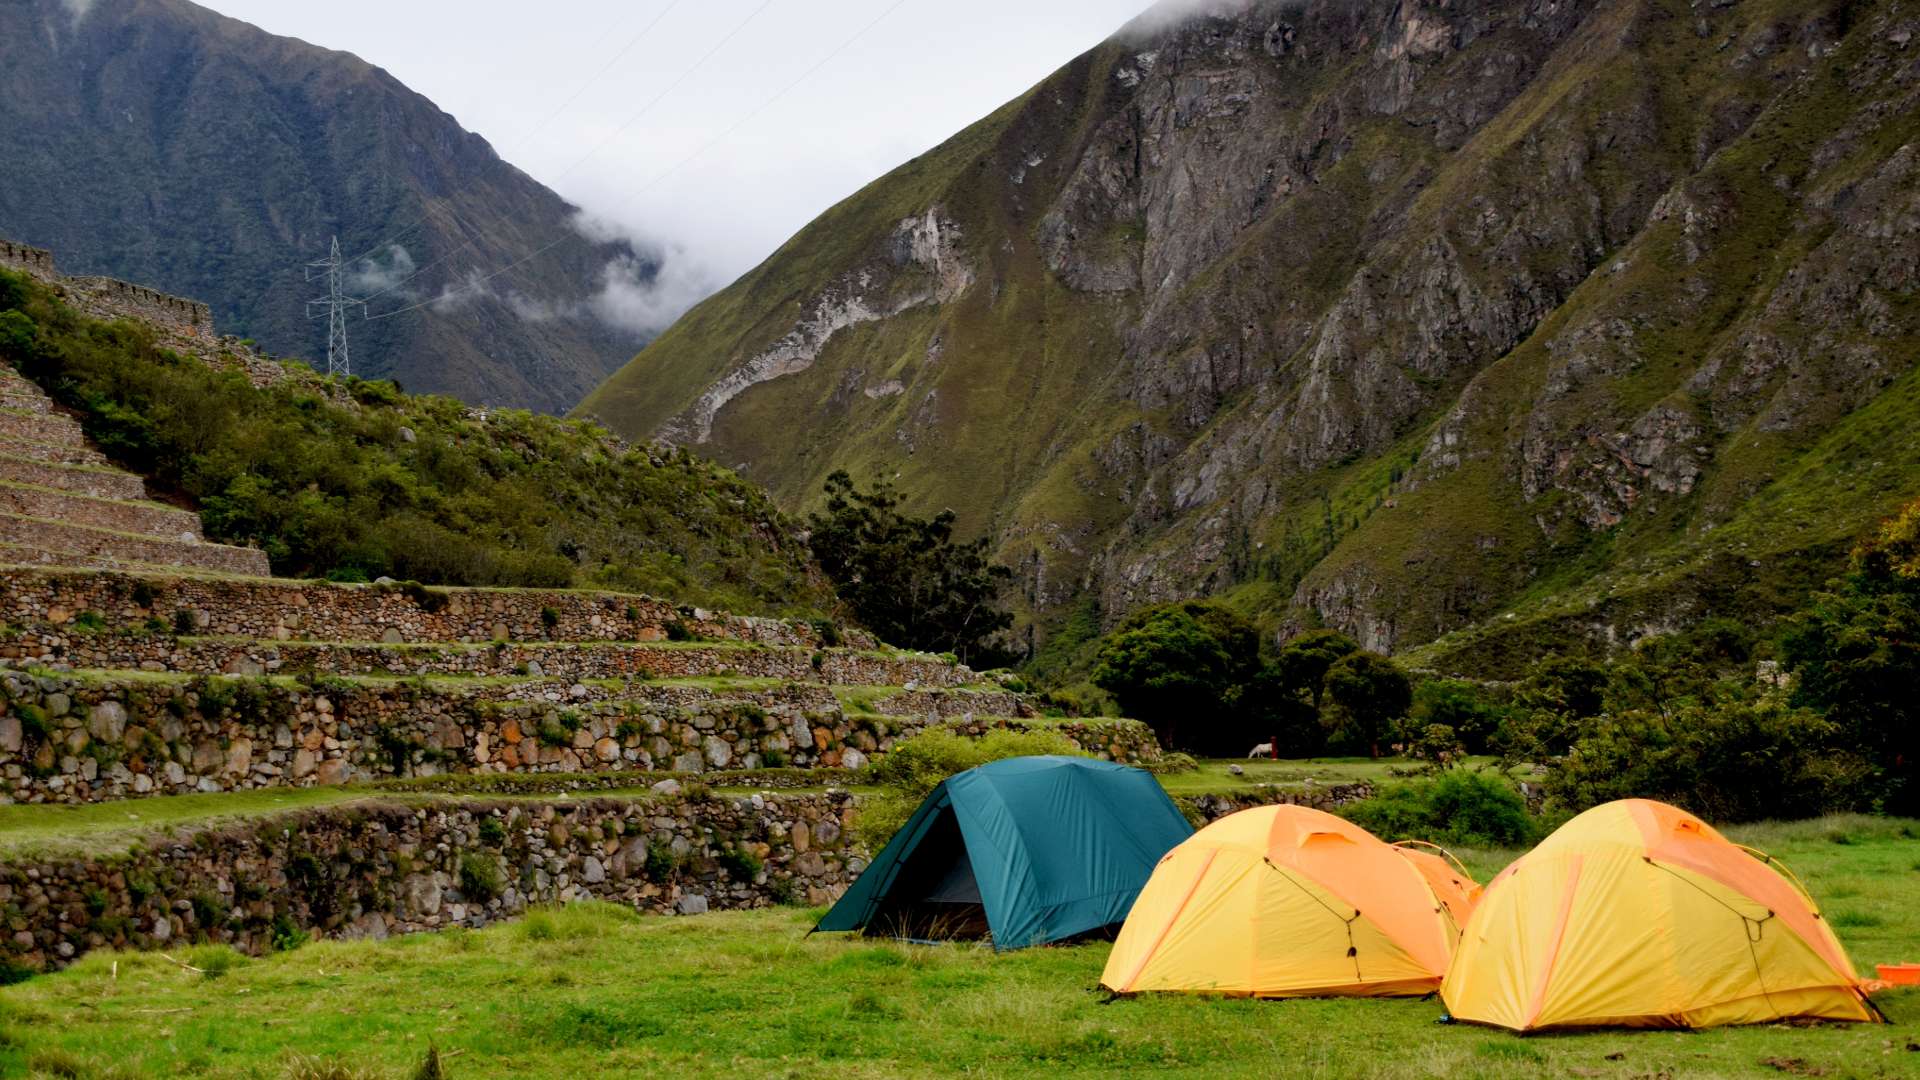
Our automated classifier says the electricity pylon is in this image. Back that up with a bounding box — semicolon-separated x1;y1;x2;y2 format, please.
307;236;365;378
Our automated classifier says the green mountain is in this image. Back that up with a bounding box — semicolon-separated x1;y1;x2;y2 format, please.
580;0;1920;674
0;0;651;413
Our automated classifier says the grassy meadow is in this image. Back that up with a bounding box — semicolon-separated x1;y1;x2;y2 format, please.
2;815;1916;1079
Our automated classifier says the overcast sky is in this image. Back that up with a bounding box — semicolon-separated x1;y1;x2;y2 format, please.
203;0;1157;319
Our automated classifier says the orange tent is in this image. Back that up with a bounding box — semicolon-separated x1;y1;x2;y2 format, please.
1442;799;1878;1030
1101;804;1478;997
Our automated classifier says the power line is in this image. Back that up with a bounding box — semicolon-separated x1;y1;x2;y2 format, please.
501;0;688;157
306;236;367;377
545;0;778;188
336;1;687;286
368;0;915;324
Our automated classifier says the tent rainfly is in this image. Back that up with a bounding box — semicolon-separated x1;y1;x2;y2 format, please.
1101;804;1480;998
1442;799;1880;1030
813;756;1194;949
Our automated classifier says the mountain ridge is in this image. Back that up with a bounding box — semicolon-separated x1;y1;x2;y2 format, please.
580;0;1920;674
0;0;653;413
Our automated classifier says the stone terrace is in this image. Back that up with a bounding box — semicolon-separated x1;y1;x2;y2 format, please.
0;363;270;576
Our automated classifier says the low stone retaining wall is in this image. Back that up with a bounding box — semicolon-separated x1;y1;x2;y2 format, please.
1;630;970;688
0;672;1112;804
1174;784;1377;823
0;793;861;975
0;482;201;539
0;567;874;649
0;518;268;577
0;458;148;501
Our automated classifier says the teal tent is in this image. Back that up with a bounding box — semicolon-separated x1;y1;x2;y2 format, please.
814;756;1194;949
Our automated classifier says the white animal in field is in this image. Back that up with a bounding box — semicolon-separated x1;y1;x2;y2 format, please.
1247;742;1273;759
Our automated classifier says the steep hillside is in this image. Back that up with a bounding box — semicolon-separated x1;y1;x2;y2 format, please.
581;0;1920;673
0;256;831;618
0;0;648;413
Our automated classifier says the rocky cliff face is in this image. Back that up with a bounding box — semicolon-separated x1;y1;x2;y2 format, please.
0;0;650;413
581;0;1920;673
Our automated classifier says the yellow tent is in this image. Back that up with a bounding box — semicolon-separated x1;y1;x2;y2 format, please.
1100;804;1478;997
1442;799;1879;1030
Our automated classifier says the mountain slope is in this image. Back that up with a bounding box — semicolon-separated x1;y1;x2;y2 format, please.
580;0;1920;673
0;0;649;413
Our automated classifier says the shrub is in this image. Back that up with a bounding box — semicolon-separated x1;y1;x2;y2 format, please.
1340;771;1535;848
643;840;680;883
172;609;197;635
809;618;843;647
270;914;310;953
401;581;451;613
69;610;106;633
1543;692;1862;823
718;846;764;881
664;620;694;642
476;816;507;846
458;852;503;902
129;581;157;609
186;944;245;978
540;606;560;630
858;727;1083;845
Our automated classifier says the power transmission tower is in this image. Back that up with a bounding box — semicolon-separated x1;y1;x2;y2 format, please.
306;236;365;378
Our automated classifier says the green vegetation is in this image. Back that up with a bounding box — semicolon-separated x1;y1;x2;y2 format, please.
1091;607;1415;760
0;269;828;617
807;471;1015;666
856;728;1086;846
4;817;1916;1078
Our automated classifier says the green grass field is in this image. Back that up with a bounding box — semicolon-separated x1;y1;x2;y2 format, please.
3;816;1916;1079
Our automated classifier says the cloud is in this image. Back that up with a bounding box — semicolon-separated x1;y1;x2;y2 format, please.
571;212;719;337
1120;0;1252;39
346;244;418;299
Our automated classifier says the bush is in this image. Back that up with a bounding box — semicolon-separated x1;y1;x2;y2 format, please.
1543;692;1863;823
858;727;1084;845
476;816;507;846
1340;771;1535;848
458;852;504;902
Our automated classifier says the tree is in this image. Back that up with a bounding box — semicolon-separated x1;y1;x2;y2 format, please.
1322;651;1412;758
1272;629;1360;712
1092;604;1248;752
806;471;1015;666
1781;499;1920;815
1239;663;1325;757
1409;678;1504;755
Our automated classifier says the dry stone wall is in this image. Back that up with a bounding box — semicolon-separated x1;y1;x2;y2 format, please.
3;631;967;687
0;239;211;339
0;671;1142;805
0;567;876;650
0;793;862;975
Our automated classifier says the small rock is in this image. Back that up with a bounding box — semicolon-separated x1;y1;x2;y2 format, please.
675;893;709;916
582;857;606;884
650;779;682;796
1228;764;1245;776
840;747;868;771
398;426;417;443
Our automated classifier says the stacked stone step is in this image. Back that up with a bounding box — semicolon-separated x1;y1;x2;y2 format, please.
0;363;269;576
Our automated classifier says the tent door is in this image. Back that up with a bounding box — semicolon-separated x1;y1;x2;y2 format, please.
870;807;992;941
